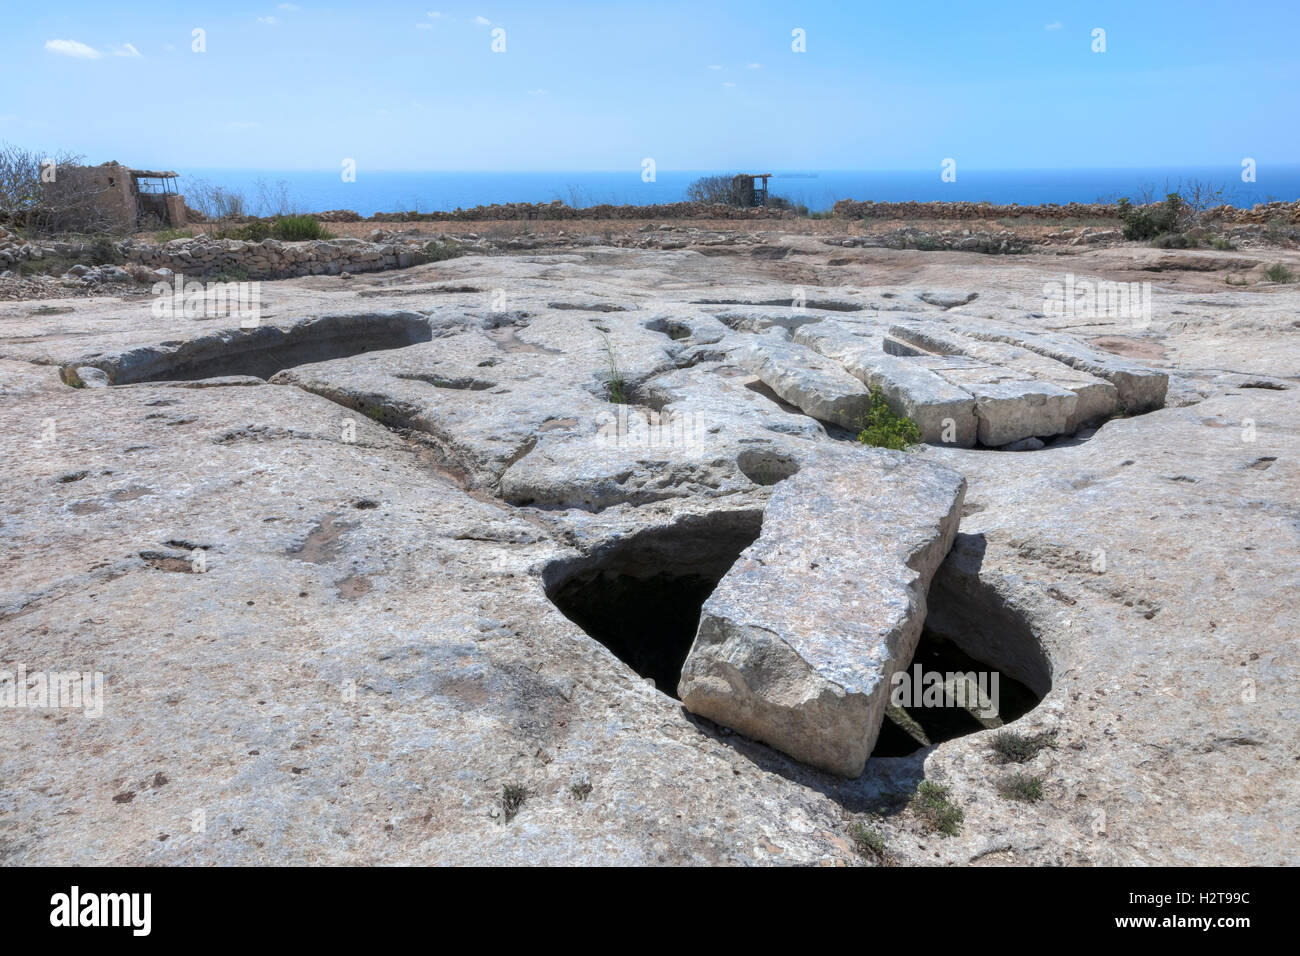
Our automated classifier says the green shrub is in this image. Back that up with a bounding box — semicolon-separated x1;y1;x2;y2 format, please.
1210;237;1235;250
1117;193;1183;241
271;215;329;241
422;240;464;262
1263;263;1296;283
857;386;922;450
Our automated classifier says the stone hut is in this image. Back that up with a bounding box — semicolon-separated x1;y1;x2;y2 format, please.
43;161;187;231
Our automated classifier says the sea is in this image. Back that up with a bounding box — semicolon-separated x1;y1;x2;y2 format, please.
175;166;1300;218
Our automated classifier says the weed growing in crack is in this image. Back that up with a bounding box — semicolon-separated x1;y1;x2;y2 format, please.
997;772;1045;803
912;781;964;837
502;783;529;821
989;728;1058;764
600;332;627;404
848;821;888;862
857;386;922;450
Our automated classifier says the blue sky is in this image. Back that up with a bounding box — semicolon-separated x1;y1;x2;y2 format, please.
2;0;1296;172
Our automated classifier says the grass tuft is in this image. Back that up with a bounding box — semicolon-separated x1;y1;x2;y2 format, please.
848;821;888;861
911;780;964;837
989;728;1058;764
569;781;593;802
996;772;1045;803
502;783;529;821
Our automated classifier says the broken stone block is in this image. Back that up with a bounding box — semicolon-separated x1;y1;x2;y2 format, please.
738;334;873;430
678;451;966;777
793;322;979;446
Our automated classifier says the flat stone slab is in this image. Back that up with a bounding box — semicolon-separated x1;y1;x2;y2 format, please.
738;333;872;430
954;325;1168;412
678;451;966;777
889;350;1078;446
888;324;1119;432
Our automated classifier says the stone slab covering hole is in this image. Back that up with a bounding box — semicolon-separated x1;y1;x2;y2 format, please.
543;511;762;696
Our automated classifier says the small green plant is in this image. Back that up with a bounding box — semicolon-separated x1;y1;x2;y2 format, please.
569;781;593;802
502;783;529;821
911;781;964;837
422;240;464;262
155;228;194;242
600;333;627;404
271;215;329;241
989;728;1058;764
1150;232;1193;249
1224;273;1248;286
1210;237;1235;250
857;386;922;450
848;821;888;861
1263;263;1296;283
996;772;1045;803
209;266;250;283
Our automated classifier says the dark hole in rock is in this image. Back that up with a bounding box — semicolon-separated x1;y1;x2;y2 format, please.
72;313;434;384
873;532;1051;758
542;511;762;697
644;317;692;340
736;449;799;486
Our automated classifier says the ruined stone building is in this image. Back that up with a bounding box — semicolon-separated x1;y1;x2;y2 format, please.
42;161;187;231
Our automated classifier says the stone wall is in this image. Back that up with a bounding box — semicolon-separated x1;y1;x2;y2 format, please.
830;198;1300;223
123;235;432;279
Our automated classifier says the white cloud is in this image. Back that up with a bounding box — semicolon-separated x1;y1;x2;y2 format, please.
163;43;176;52
416;22;432;29
44;39;101;59
257;16;279;25
427;10;441;17
228;121;261;129
474;15;491;26
278;3;302;10
113;43;142;57
527;89;546;95
707;64;722;70
746;62;761;69
1045;21;1062;30
723;81;736;88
